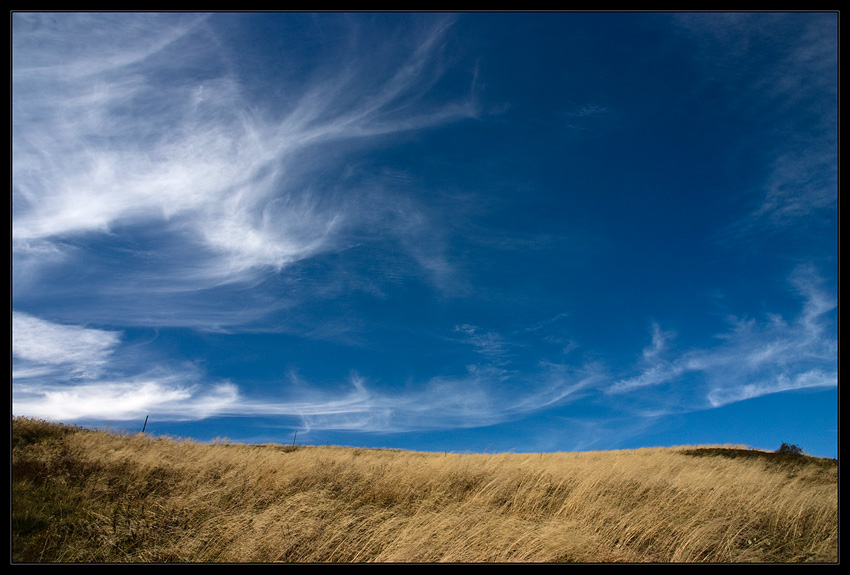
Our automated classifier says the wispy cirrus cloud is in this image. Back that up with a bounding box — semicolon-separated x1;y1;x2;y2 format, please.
608;266;837;407
672;13;837;242
12;311;122;379
641;322;674;361
13;13;477;330
13;378;241;423
279;360;601;434
13;262;834;432
706;369;835;409
11;310;239;421
11;311;597;432
453;324;511;360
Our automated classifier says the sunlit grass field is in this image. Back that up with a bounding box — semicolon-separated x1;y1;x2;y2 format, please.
12;417;837;563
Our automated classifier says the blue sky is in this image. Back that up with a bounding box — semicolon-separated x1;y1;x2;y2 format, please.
12;12;838;458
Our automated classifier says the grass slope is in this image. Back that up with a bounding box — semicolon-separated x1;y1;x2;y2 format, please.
11;417;838;563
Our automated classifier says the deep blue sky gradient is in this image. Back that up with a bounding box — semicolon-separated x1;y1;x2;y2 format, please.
12;13;838;457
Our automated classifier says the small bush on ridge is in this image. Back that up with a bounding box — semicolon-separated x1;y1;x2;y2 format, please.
776;442;804;456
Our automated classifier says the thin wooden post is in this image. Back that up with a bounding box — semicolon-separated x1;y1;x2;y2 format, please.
142;415;148;434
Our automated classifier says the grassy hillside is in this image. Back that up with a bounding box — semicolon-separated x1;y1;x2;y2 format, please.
11;417;837;563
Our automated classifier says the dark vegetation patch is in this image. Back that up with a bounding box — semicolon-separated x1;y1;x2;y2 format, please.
680;447;836;470
11;417;88;450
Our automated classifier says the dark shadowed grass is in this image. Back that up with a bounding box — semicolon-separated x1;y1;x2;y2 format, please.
680;447;836;471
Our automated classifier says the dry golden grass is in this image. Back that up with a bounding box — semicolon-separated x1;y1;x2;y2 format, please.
12;417;837;563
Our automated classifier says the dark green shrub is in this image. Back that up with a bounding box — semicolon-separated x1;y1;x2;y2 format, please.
776;442;804;456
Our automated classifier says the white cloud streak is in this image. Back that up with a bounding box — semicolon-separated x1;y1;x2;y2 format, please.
453;324;511;360
706;369;836;408
608;267;837;406
11;312;595;432
13;378;241;423
11;362;591;433
14;263;834;432
673;13;837;241
642;322;673;360
11;311;242;422
12;13;475;321
12;311;122;379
